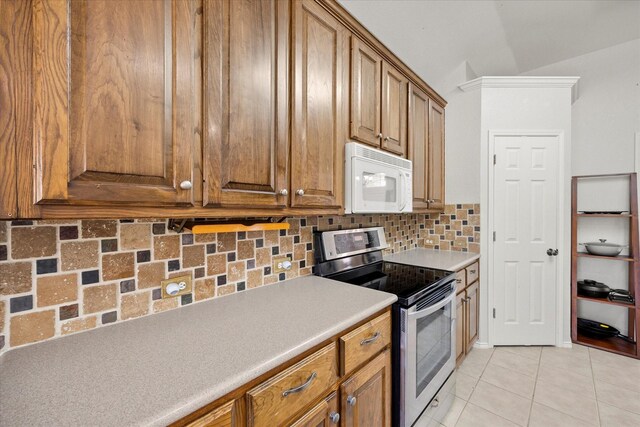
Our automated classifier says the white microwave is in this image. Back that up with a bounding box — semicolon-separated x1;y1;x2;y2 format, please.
345;142;412;214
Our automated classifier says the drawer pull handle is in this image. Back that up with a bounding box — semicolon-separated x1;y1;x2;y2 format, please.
360;331;381;345
456;279;462;283
469;269;476;274
282;372;317;397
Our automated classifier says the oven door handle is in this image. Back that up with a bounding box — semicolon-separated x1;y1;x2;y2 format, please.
408;285;456;320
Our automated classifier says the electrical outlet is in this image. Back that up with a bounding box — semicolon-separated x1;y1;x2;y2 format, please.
273;255;293;273
161;275;192;299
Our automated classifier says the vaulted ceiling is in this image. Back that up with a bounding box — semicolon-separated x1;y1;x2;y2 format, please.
338;0;640;93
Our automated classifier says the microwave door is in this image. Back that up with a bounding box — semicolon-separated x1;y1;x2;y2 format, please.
352;158;402;213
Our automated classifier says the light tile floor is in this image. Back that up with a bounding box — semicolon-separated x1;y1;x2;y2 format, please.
416;345;640;426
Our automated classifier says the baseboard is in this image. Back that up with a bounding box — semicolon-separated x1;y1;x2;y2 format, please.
559;340;573;348
473;341;492;349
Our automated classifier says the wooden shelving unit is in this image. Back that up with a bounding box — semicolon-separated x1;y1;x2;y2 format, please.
571;172;639;358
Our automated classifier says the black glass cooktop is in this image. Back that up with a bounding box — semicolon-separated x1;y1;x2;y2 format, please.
326;261;454;306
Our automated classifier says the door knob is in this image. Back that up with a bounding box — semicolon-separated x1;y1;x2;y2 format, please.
179;180;192;190
546;248;559;256
279;189;288;196
296;189;305;196
329;412;340;423
346;395;357;406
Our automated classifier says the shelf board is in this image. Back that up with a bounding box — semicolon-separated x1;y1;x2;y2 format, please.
575;333;636;358
577;295;635;308
576;252;635;262
576;213;634;218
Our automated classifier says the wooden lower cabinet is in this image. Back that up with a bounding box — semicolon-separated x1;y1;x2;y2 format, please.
456;261;480;367
340;350;391;427
186;400;242;427
456;292;466;365
290;392;339;427
466;281;479;350
174;310;391;427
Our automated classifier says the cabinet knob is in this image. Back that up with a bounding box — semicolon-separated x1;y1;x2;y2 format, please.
179;180;192;190
329;412;340;424
296;189;305;196
377;133;383;139
431;397;440;408
466;296;472;302
384;136;390;141
279;189;288;196
346;395;357;406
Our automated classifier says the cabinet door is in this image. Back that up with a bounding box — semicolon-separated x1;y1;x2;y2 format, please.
289;392;339;427
32;0;199;206
456;292;466;366
290;0;348;209
186;400;243;427
350;37;382;147
408;83;429;211
380;62;408;157
427;100;445;211
341;350;391;427
466;281;479;352
203;0;289;208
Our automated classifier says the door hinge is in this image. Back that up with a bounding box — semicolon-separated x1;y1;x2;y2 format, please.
493;154;496;165
493;231;496;242
493;308;496;319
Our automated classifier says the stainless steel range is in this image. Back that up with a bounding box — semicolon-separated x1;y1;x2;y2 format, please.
314;227;457;427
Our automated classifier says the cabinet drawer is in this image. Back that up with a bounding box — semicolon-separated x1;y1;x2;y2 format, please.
466;262;479;284
455;270;466;293
340;311;391;375
247;343;338;427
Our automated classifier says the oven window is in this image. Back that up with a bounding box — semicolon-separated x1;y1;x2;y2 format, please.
416;306;452;397
362;172;396;203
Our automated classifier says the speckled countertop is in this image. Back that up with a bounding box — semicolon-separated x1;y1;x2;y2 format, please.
0;276;396;427
384;248;480;271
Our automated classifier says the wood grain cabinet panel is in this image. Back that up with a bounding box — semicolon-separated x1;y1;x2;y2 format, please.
186;400;243;427
428;100;445;211
246;342;339;427
466;281;479;351
455;291;466;366
350;37;382;148
289;392;339;427
341;349;391;427
32;0;200;206
380;62;407;156
290;0;348;209
203;0;289;208
408;83;430;211
340;311;391;376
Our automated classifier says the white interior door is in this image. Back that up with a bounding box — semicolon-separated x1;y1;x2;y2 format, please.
492;134;559;345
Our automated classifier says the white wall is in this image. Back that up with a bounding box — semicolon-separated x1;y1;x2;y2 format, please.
520;40;640;336
522;39;640;175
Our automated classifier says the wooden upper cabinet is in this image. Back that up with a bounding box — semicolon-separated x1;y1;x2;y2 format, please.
349;38;408;157
290;0;347;209
350;37;382;147
408;83;429;211
341;349;391;427
32;0;199;206
203;0;289;208
428;100;445;211
380;62;408;156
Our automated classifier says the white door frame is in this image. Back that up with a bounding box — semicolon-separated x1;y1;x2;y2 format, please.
486;130;567;348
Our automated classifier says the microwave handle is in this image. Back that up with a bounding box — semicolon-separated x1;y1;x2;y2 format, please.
399;172;408;211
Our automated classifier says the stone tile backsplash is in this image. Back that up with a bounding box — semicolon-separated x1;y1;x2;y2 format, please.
0;205;479;352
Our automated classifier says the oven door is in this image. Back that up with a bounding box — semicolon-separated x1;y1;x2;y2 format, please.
401;284;456;427
351;157;408;213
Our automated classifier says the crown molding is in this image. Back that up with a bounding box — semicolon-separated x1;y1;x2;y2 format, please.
459;76;580;103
